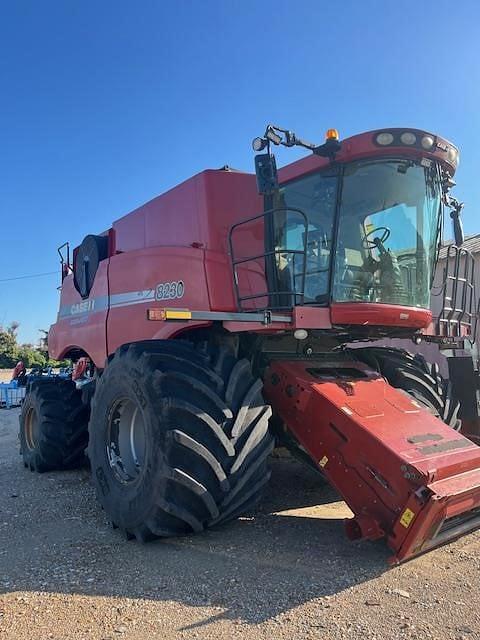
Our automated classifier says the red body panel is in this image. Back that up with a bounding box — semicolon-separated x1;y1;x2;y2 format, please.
330;303;431;329
49;262;109;366
264;360;480;562
204;250;238;311
107;246;210;355
112;169;262;254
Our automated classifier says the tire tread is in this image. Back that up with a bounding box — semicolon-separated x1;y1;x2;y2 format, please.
88;339;273;540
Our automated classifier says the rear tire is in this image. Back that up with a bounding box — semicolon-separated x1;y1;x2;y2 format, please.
88;340;274;541
352;346;461;430
19;379;90;472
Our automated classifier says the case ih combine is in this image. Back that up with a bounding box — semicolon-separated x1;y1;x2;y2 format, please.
20;124;480;563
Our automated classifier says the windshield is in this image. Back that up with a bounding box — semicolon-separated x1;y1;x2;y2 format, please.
333;159;441;308
272;158;442;309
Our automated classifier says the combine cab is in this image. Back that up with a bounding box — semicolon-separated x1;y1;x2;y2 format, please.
20;123;480;562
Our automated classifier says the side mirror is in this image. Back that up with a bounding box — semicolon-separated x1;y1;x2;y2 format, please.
450;208;464;247
254;153;278;195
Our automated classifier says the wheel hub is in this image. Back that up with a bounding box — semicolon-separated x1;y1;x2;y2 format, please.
107;398;146;483
24;407;38;451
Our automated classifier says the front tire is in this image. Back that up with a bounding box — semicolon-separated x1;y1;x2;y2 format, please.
88;340;274;541
19;379;89;472
352;346;461;430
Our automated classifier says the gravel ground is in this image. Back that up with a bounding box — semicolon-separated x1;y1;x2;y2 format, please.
1;408;480;640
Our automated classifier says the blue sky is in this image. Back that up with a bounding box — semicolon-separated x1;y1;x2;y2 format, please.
1;0;480;344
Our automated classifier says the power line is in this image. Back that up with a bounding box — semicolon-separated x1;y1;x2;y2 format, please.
0;270;58;283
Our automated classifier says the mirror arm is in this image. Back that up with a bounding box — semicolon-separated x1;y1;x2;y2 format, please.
449;198;465;246
264;124;317;151
444;194;464;247
441;167;464;247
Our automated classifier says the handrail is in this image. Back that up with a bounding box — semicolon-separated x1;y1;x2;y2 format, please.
228;207;309;312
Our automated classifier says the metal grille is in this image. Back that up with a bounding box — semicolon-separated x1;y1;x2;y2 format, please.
419;504;480;556
436;505;480;538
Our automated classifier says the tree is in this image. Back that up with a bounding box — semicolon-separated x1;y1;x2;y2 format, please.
7;321;20;337
38;330;48;350
0;324;55;369
17;345;47;368
0;331;18;367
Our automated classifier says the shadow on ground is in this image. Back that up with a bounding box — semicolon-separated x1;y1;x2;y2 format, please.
1;418;388;625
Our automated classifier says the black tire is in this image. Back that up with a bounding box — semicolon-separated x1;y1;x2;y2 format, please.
19;379;90;472
352;346;461;430
88;340;274;541
73;234;109;298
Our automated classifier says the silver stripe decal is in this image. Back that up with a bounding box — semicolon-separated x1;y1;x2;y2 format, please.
110;290;155;307
58;290;153;319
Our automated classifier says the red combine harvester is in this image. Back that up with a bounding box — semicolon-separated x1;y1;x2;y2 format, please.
20;125;480;563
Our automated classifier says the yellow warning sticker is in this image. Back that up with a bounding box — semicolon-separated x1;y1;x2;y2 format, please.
319;456;329;468
400;508;415;528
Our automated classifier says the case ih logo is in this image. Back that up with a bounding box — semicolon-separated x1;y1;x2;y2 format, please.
71;299;95;315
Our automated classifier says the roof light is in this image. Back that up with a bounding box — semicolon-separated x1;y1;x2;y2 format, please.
400;132;417;145
376;132;394;146
326;128;339;140
421;135;435;150
447;147;458;164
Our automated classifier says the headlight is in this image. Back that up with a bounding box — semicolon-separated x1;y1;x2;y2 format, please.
447;147;458;164
375;132;394;145
421;135;435;150
400;132;416;145
252;137;267;152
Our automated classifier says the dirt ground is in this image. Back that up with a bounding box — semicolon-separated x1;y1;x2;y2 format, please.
1;408;480;640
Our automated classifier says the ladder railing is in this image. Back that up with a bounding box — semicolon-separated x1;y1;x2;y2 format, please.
437;245;476;339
